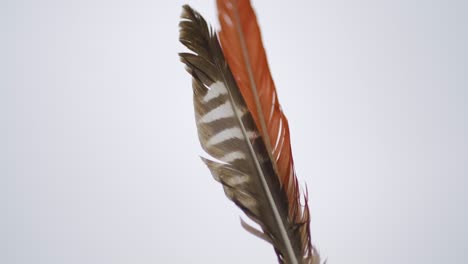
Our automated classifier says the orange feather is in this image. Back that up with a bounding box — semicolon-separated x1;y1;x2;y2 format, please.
217;0;301;221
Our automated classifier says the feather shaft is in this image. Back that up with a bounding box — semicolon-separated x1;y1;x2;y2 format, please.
224;67;299;264
222;9;300;261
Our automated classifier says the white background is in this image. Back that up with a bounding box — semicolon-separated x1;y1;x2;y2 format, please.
2;0;467;263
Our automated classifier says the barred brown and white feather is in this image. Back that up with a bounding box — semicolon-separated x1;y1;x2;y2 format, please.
179;5;318;264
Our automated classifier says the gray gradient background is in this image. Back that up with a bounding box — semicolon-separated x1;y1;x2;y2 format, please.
2;0;467;263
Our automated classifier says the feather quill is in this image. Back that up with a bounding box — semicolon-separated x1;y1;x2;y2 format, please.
179;3;320;264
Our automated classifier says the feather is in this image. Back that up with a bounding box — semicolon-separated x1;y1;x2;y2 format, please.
179;4;320;264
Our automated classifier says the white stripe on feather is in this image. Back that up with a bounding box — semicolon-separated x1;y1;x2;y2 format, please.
226;174;249;185
199;101;234;124
203;81;228;102
206;127;244;147
220;151;246;163
246;130;258;140
235;106;247;118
